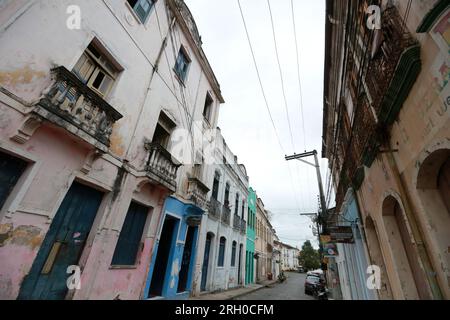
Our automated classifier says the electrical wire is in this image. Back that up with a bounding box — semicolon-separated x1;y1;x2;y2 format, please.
237;0;302;213
236;0;286;155
290;0;307;152
266;0;296;153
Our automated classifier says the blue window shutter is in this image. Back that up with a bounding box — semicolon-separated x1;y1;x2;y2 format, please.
134;0;154;23
231;241;237;266
218;237;226;267
111;202;148;265
175;49;189;81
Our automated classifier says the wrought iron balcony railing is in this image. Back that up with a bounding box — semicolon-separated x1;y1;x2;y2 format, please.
187;172;210;210
365;6;420;124
233;214;240;230
35;66;122;150
221;205;231;225
208;197;221;220
145;142;181;192
240;219;247;234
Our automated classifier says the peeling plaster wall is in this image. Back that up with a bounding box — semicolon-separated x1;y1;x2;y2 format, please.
0;0;224;300
356;3;450;299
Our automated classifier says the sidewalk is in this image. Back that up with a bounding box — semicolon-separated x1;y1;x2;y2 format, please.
190;279;278;300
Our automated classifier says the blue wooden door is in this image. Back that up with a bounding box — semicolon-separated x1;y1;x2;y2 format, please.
18;182;103;300
200;234;212;291
0;152;27;210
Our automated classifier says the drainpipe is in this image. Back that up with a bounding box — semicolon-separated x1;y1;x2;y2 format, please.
124;16;176;160
384;149;443;299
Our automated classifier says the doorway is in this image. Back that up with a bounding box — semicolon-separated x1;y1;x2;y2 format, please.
148;215;178;298
382;196;420;299
201;232;213;291
177;226;196;293
18;181;103;299
238;244;243;285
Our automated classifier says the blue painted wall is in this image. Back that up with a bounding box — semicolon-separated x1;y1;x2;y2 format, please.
143;196;203;299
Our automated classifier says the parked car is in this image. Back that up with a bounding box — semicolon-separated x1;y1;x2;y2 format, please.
304;274;326;296
297;266;305;273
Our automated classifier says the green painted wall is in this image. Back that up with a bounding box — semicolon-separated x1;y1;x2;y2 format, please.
245;187;257;285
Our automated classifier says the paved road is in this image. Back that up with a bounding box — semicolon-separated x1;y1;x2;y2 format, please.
235;272;315;300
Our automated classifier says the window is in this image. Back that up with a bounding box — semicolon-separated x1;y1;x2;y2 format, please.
73;40;120;97
241;201;245;219
111;202;148;266
174;47;190;82
212;172;220;200
231;241;237;267
203;92;213;122
234;193;239;215
127;0;155;23
152;112;176;149
218;237;226;267
224;184;230;207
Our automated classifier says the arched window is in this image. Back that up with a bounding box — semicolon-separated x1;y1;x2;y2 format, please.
231;241;237;267
382;196;420;299
416;149;450;293
212;171;220;200
235;193;239;215
218;237;226;267
224;183;230;206
364;216;393;299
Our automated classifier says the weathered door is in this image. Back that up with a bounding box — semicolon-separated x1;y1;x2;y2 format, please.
18;182;103;300
200;233;212;291
238;244;243;285
0;151;27;210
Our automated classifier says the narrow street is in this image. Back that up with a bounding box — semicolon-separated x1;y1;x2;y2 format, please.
235;272;314;300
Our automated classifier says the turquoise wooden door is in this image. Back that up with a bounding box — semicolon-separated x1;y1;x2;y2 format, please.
18;182;103;300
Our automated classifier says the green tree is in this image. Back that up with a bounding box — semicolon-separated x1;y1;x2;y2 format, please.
298;240;320;271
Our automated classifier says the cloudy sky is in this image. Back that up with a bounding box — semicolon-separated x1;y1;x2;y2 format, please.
187;0;328;249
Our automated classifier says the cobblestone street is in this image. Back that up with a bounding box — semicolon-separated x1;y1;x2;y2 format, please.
235;272;314;300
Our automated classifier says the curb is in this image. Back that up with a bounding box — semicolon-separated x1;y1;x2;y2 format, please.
229;280;279;300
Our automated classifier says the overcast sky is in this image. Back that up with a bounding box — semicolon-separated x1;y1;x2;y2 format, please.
187;0;328;249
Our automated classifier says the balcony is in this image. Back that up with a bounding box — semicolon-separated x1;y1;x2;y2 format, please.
233;214;241;230
221;205;231;225
34;66;122;151
365;6;420;127
240;219;247;234
208;197;221;220
145;142;181;192
187;170;210;209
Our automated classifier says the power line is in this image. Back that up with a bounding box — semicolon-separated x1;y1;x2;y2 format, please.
266;0;307;213
236;0;286;155
267;0;296;153
290;0;307;151
237;0;302;213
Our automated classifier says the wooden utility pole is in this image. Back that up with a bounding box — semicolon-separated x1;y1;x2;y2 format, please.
285;150;328;232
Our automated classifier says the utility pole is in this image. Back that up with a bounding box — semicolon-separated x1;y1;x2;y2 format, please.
285;150;328;231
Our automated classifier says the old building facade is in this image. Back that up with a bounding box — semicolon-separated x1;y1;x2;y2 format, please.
277;241;299;271
322;0;449;300
191;128;248;295
255;197;276;282
0;0;224;300
245;186;256;285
